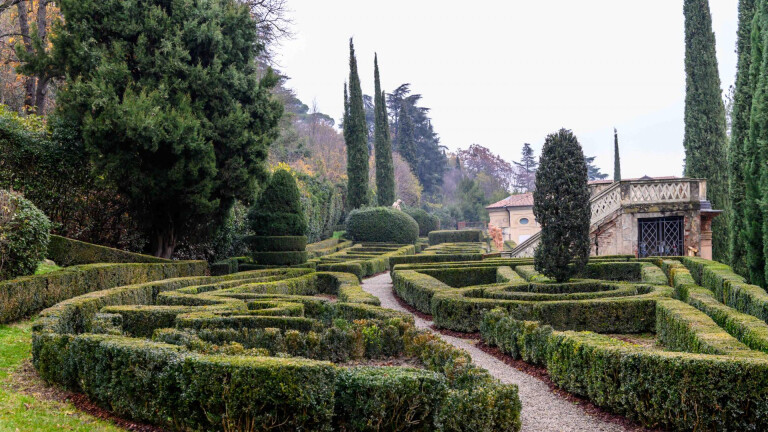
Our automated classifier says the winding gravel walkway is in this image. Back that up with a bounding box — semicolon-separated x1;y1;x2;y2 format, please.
363;273;627;432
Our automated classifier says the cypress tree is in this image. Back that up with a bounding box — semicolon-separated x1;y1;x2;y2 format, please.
344;38;369;210
533;129;591;283
730;0;758;277
683;0;729;264
397;103;417;172
248;168;307;236
746;0;768;285
373;54;396;206
613;128;621;182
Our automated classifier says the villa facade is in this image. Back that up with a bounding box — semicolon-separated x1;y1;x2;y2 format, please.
494;177;721;259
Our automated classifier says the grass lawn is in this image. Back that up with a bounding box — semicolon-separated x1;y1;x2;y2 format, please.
0;320;122;431
34;262;63;275
332;231;346;239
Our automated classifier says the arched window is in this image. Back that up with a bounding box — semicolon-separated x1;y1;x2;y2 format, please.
519;218;529;225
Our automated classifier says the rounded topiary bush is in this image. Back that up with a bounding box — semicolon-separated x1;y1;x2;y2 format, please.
346;207;419;244
248;168;307;237
403;207;440;237
0;190;52;280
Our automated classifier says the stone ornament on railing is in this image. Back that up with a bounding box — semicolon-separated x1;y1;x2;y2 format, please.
628;182;691;203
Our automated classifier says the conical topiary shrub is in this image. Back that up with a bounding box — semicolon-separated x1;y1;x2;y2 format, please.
247;168;308;266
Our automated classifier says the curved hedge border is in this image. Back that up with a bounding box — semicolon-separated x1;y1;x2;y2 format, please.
392;259;668;332
33;268;521;431
47;235;170;266
0;260;207;323
469;256;768;431
313;243;415;281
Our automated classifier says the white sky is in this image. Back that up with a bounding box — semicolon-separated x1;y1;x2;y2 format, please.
278;1;739;179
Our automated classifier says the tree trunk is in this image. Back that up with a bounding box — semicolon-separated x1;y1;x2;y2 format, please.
153;226;177;259
33;0;48;114
16;0;35;113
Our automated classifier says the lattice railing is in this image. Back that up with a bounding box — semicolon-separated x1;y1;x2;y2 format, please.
509;179;702;258
628;181;691;204
590;183;622;224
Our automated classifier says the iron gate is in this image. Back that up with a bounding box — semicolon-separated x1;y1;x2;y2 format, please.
638;216;684;257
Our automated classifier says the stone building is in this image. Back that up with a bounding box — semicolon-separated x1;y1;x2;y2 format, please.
486;193;539;244
505;177;721;259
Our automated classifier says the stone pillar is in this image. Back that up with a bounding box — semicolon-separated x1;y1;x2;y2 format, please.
699;212;716;260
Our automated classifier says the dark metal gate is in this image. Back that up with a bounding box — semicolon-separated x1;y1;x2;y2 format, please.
638;216;684;257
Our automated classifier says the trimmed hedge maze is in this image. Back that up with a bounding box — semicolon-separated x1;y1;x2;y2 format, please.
311;243;415;281
390;242;488;267
32;267;521;431
392;256;768;430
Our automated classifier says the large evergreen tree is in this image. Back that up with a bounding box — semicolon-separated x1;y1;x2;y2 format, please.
344;38;369;209
373;54;395;206
746;0;768;286
730;0;757;277
397;103;418;172
613;128;622;182
513;143;537;192
36;0;282;257
683;0;729;263
533;129;591;283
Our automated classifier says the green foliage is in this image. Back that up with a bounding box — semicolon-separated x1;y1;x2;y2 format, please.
683;0;729;263
0;190;51;280
397;103;418;172
345;39;370;210
729;0;757;278
403;207;440;236
0;105;145;252
335;367;446;431
31;267;520;431
248;236;307;252
457;178;487;222
295;172;344;243
249;169;307;236
47;235;169;267
37;0;283;257
533;129;591;283
745;0;768;285
480;304;768;431
428;230;483;245
373;55;396;207
0;261;207;323
345;207;419;244
613;128;621;181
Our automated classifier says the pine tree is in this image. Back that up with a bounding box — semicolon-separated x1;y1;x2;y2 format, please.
373;54;396;206
533;129;591;283
683;0;729;263
397;103;417;172
344;38;369;210
37;0;282;257
613;128;621;182
730;0;757;277
513;143;537;192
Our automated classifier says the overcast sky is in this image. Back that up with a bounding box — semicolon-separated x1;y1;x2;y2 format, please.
278;1;738;179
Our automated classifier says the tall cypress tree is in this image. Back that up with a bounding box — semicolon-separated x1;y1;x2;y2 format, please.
373;54;396;206
397;103;417;172
683;0;729;263
533;129;591;283
344;38;369;210
613;128;621;182
746;0;768;286
730;0;758;277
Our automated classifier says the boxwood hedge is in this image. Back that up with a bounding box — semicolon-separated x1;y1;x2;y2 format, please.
47;235;169;266
33;267;521;431
468;256;768;431
346;207;419;244
428;230;483;245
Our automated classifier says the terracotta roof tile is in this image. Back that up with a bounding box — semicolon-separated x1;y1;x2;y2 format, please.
486;193;534;209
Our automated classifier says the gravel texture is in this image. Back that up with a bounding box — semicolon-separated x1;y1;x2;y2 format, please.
363;272;628;432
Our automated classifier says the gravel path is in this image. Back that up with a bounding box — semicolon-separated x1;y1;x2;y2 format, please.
363;272;627;432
